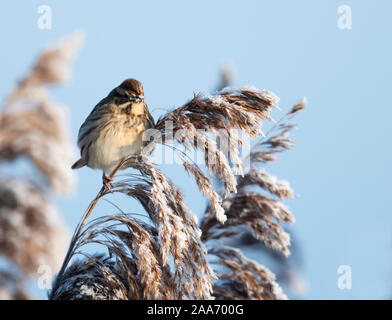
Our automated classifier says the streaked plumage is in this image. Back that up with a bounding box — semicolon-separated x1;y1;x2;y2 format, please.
72;79;154;175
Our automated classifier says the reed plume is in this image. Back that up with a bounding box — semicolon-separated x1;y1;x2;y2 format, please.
201;99;306;299
154;87;279;223
51;155;215;300
0;33;83;298
210;246;287;300
1;32;83;193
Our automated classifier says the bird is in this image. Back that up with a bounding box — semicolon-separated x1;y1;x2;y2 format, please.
71;78;155;189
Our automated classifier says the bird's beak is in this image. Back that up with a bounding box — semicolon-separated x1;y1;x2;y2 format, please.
130;95;144;102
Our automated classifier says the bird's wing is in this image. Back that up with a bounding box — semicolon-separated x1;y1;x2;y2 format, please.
77;96;113;156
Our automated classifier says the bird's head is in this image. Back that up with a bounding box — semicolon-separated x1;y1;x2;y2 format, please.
114;78;144;103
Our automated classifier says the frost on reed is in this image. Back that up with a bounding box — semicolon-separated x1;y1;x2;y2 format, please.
201;99;306;300
50;215;171;300
0;33;83;298
50;255;129;300
51;84;305;300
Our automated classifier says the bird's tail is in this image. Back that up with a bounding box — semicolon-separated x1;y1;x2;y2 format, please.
71;158;86;169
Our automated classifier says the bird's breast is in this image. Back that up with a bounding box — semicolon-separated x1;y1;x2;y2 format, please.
87;112;148;172
99;114;147;150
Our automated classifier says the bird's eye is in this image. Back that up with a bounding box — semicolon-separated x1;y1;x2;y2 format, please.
119;96;129;104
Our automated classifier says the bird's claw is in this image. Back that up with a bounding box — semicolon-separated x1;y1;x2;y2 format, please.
102;174;114;193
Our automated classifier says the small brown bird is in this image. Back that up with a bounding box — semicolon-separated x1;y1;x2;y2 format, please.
72;79;154;186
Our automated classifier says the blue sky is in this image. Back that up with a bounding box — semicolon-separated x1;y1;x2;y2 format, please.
1;0;391;299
